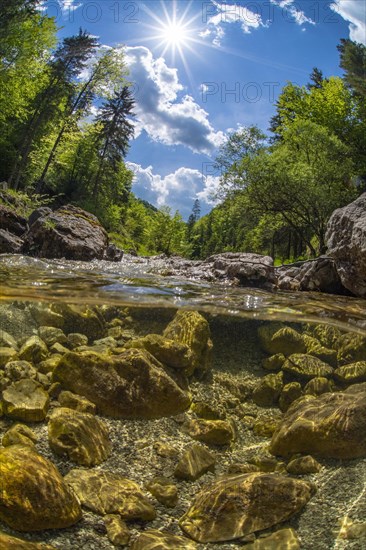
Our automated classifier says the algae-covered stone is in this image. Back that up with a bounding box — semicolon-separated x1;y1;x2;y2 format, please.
3;379;49;421
48;407;111;466
311;324;342;350
145;477;178;507
304;377;334;396
253;418;280;437
174;444;216;481
65;469;156;521
243;528;300;550
0;531;56;549
286;455;321;475
282;354;333;380
302;334;337;367
179;472;313;543
67;332;88;348
0;330;18;349
258;325;306;356
0;444;82;531
38;354;62;374
183;418;235;446
270;385;366;458
104;515;131;546
53;349;191;419
19;336;48;363
131;530;197;550
262;353;285;372
153;441;178;458
51;303;105;341
2;423;37;447
126;334;194;373
38;326;68;348
163;310;213;377
279;382;302;412
0;346;18;367
3;360;37;381
58;390;96;414
337;333;366;365
191;401;225;420
252;372;283;407
334;362;366;384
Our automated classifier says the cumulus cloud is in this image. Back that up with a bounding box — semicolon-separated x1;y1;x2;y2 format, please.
125;46;225;154
200;1;264;46
127;163;221;217
270;0;315;26
330;0;366;45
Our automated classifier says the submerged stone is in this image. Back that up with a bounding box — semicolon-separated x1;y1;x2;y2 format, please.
337;334;366;365
270;385;366;458
3;360;37;381
163;310;213;377
282;354;333;380
0;445;82;531
252;372;283;407
65;469;156;521
258;326;306;356
2;423;37;447
174;444;216;481
58;390;96;414
48;407;111;466
179;472;313;543
131;530;197;550
0;346;18;367
334;361;366;384
262;353;285;372
304;377;334;396
3;379;49;421
18;336;48;363
38;326;68;347
53;349;191;419
183;418;235;446
126;333;194;373
0;531;56;549
243;528;300;550
286;455;322;475
104;515;131;546
279;382;303;412
145;477;179;507
0;330;18;349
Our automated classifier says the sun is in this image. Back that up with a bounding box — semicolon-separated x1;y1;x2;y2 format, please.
160;21;190;48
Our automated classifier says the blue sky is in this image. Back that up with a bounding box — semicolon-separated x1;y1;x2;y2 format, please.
44;0;366;218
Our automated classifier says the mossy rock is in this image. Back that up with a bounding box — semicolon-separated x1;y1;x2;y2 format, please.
0;445;82;531
179;473;313;543
0;346;18;367
0;531;56;549
53;349;191;419
258;325;306;356
286;455;321;475
145;476;179;507
174;443;216;481
65;468;156;521
18;336;48;363
270;385;366;459
38;326;68;348
282;354;333;381
0;330;18;349
262;353;285;372
104;515;131;546
2;423;37;447
3;379;49;422
304;377;334;396
183;418;235;446
252;372;283;407
334;362;366;384
163;310;213;377
302;334;337;367
126;334;194;374
243;528;300;550
131;530;197;549
337;333;366;365
279;382;302;412
48;407;111;466
310;324;342;350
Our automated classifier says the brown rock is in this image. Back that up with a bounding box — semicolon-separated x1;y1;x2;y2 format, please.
174;444;216;481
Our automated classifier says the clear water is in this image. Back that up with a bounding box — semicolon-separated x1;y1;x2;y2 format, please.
0;254;365;550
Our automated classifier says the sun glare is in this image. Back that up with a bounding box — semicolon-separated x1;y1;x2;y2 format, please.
161;22;189;48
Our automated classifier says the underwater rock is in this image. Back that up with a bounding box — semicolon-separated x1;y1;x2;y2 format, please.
64;469;156;521
2;423;37;447
182;418;235;446
243;528;300;550
163;310;213;377
19;335;48;363
145;477;179;507
3;378;49;421
104;514;131;545
22;204;109;261
282;354;334;380
58;390;97;414
0;346;18;367
334;361;366;383
126;334;194;373
174;443;216;481
38;326;68;347
52;303;105;341
0;329;18;349
0;444;82;531
302;334;337;366
262;353;286;372
279;382;303;412
310;324;342;350
326;192;366;297
270;385;366;458
304;377;334;396
38;354;62;374
48;407;111;466
258;326;306;356
53;349;191;419
337;333;366;365
131;530;198;550
190;401;225;420
67;332;88;348
179;472;313;543
252;372;283;407
4;360;37;381
0;531;56;549
286;455;322;475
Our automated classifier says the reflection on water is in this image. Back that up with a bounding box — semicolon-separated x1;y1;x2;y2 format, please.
0;254;366;335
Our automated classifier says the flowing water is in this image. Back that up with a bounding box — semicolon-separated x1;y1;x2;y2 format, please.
0;254;365;549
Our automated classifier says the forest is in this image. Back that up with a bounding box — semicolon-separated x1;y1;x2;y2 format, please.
1;0;365;261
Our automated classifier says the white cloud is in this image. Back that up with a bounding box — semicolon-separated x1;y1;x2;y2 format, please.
200;1;264;46
330;0;366;45
125;46;225;154
270;0;315;26
127;163;220;216
58;0;82;14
